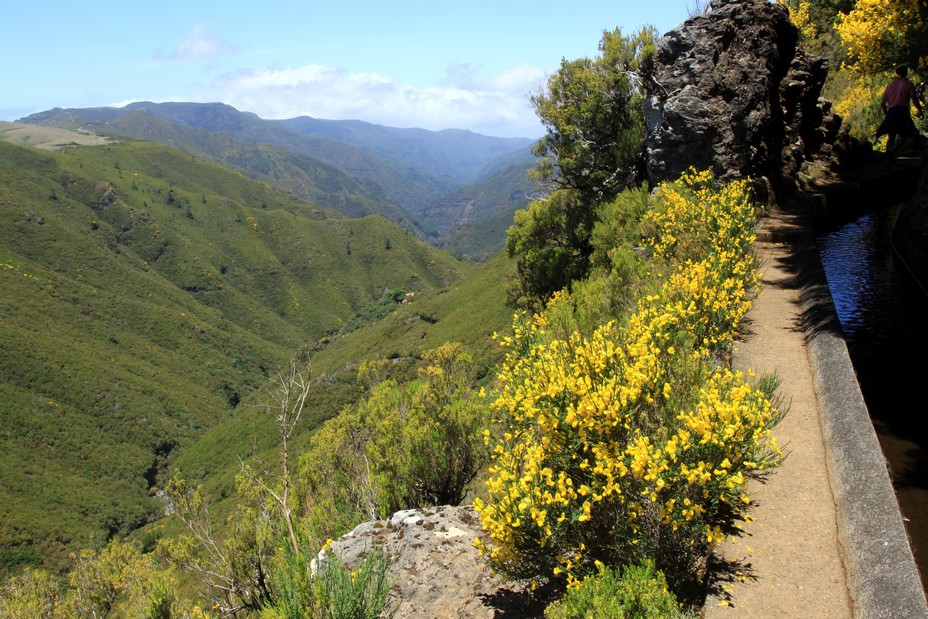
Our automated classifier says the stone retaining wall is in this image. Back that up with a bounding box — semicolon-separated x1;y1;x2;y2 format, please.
790;163;928;617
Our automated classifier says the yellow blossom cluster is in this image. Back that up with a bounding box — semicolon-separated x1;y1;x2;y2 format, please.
835;0;918;73
643;168;757;264
830;69;893;148
475;170;781;589
783;0;818;40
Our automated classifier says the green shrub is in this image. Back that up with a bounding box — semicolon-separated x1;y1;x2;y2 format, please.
314;547;394;619
262;545;315;619
261;547;394;619
0;568;75;619
545;561;689;619
0;540;184;619
298;342;490;541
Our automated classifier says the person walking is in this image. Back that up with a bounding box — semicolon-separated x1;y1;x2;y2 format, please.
878;65;923;162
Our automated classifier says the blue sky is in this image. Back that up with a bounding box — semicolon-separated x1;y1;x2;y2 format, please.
3;1;693;137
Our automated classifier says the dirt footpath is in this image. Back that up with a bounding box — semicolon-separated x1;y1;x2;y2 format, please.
704;232;852;617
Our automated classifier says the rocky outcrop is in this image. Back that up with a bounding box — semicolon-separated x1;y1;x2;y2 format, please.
644;0;846;200
325;505;549;618
99;187;118;206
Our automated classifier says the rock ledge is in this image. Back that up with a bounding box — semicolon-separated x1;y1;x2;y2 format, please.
326;505;546;618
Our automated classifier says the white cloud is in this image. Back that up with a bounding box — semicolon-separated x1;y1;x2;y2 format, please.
441;63;482;90
204;63;546;138
164;24;235;62
484;64;548;96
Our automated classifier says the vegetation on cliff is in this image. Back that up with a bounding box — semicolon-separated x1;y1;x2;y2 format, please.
507;26;657;310
782;0;928;141
477;170;781;608
481;16;784;612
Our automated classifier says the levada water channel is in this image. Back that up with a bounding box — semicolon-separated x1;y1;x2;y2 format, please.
816;196;928;587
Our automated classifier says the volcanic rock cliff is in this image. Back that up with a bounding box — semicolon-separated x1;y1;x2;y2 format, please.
644;0;847;200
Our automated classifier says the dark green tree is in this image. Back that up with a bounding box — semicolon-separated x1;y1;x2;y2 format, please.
508;26;657;310
531;26;656;203
506;189;592;310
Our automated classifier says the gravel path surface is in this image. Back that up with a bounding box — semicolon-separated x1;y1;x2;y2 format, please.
705;219;853;617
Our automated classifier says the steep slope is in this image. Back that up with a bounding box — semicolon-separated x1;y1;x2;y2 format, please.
0;139;472;573
168;250;516;512
424;159;544;259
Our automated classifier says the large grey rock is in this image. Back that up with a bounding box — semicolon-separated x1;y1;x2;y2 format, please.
644;0;845;199
324;505;546;618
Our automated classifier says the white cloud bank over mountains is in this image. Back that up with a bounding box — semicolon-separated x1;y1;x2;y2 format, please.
6;23;548;138
154;25;547;137
200;62;546;138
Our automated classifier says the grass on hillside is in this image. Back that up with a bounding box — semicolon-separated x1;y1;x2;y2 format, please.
0;121;111;150
161;249;515;539
0;138;480;574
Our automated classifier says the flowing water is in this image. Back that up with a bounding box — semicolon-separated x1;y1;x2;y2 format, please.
816;203;928;586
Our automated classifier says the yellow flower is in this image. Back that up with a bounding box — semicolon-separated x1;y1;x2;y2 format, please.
476;169;780;584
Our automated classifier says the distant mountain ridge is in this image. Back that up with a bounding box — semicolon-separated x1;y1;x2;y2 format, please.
275;115;532;184
20;103;539;255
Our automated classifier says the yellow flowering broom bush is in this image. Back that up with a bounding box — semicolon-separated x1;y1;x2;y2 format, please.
643;168;757;266
475;170;782;595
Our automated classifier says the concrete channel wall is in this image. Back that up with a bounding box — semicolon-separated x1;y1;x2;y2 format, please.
892;209;928;295
791;160;928;618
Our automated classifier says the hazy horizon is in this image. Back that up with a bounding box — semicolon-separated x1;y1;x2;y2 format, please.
4;1;690;138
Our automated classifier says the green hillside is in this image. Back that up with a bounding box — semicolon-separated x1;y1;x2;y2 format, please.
0;138;474;573
164;249;514;523
309;250;513;377
19;111;422;233
427;162;543;259
20;103;537;242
